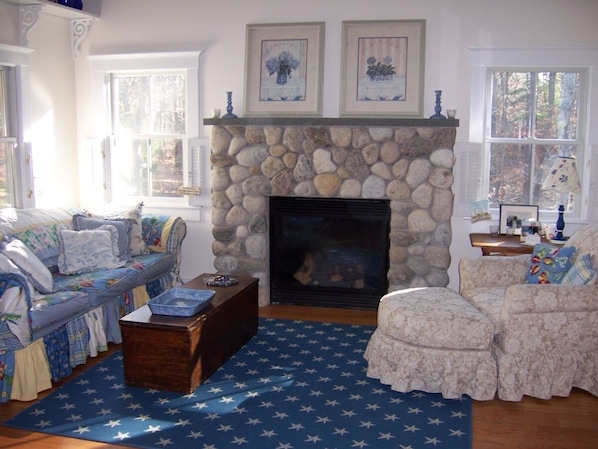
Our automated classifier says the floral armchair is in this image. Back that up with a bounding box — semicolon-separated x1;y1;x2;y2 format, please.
459;224;598;401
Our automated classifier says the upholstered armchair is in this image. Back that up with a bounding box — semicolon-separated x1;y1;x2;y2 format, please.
459;224;598;401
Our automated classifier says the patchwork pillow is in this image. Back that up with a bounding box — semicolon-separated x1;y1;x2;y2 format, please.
561;253;597;286
143;215;176;253
72;214;132;263
0;238;53;293
58;226;125;275
525;244;576;284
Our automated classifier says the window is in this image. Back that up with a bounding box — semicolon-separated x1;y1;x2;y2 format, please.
464;47;598;222
487;70;584;212
110;72;185;199
89;51;202;208
0;44;34;209
0;67;16;207
0;66;20;208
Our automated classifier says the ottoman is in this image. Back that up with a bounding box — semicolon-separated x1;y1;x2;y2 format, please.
364;287;497;400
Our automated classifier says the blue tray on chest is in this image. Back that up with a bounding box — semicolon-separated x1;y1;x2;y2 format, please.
148;288;215;317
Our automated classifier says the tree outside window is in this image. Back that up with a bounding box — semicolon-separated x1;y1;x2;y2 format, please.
487;71;582;212
111;72;185;200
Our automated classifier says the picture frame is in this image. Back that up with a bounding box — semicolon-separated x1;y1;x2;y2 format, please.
499;204;539;234
340;20;426;117
244;22;325;117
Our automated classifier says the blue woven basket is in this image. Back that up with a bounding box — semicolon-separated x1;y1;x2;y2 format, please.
148;288;215;317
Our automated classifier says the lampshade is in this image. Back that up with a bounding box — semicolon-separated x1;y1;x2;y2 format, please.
541;156;582;194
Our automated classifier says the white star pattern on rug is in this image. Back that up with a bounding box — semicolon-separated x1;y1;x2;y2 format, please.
5;319;472;449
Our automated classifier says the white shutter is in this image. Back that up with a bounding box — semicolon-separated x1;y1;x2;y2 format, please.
186;138;208;207
454;142;483;217
82;138;107;204
586;144;598;221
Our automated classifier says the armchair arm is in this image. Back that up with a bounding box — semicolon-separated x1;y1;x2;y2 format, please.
503;284;598;315
141;214;187;285
459;255;529;294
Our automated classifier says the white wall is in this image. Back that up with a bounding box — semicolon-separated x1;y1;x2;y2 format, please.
2;0;597;287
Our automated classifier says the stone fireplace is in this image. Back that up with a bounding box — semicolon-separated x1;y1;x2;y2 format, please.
205;117;458;307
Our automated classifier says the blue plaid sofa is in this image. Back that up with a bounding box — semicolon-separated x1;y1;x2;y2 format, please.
0;206;186;402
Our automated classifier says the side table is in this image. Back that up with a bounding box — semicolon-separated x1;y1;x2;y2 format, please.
469;233;550;256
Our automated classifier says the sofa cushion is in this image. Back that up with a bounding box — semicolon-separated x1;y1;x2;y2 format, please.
560;253;597;285
133;252;175;284
52;252;174;308
377;287;494;350
72;214;132;263
1;238;53;294
525;244;576;284
58;227;125;275
29;290;90;339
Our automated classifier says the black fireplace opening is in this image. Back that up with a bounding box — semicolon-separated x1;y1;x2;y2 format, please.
269;196;390;310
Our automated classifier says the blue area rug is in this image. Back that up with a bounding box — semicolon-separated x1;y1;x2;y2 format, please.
5;318;472;449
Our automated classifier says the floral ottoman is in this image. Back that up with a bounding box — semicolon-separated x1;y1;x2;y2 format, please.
364;287;497;400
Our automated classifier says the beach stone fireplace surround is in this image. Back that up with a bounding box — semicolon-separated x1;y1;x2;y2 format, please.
204;117;458;307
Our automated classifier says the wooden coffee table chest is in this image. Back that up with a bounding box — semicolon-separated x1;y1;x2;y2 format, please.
120;273;258;393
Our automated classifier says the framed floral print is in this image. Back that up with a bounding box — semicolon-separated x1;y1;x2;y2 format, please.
340;20;426;117
244;22;325;117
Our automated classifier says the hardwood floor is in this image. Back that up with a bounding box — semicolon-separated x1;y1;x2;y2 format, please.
0;304;596;449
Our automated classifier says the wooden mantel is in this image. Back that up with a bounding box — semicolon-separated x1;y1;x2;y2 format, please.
204;117;459;127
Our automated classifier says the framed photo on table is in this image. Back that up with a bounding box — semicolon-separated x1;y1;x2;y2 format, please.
340;20;426;117
244;22;325;117
499;204;539;234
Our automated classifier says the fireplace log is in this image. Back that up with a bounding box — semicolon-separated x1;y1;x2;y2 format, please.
294;252;315;285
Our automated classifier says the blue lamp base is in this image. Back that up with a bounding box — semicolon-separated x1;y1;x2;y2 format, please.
553;204;566;241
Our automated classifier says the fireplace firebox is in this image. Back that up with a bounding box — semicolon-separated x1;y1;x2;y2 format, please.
269;196;390;309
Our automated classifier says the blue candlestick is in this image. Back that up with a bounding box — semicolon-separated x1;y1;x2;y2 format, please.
223;91;238;118
429;90;447;119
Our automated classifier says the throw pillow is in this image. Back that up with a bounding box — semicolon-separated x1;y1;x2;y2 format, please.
561;253;597;286
526;244;576;284
72;214;132;263
0;238;53;293
89;203;148;256
0;251;23;275
58;226;125;275
0;252;37;296
143;215;176;253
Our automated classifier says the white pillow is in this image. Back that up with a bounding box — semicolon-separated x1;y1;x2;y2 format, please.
58;225;126;275
0;239;53;293
0;252;37;295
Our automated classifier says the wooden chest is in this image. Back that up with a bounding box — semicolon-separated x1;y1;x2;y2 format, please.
120;274;258;393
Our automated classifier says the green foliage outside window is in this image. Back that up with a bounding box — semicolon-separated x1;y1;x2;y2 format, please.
112;73;186;199
488;71;581;211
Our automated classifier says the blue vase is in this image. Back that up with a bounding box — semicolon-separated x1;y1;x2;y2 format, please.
276;71;288;85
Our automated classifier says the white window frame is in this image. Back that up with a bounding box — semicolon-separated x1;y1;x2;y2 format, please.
467;47;598;223
89;51;203;209
0;43;35;209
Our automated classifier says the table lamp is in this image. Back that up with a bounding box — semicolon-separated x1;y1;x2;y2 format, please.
541;156;581;241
